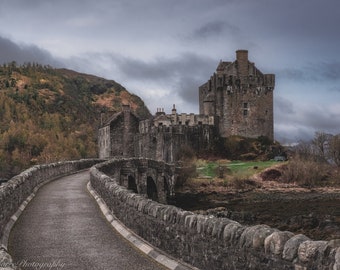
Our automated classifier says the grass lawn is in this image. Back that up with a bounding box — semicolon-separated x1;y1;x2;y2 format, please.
196;159;280;179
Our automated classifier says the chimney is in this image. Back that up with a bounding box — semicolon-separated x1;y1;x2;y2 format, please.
122;104;130;112
236;50;248;77
172;104;177;114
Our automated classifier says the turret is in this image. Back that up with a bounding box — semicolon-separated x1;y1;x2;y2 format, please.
171;104;177;124
264;74;275;89
203;92;215;116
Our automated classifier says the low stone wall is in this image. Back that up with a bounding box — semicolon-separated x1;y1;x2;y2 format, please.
90;158;340;270
0;159;103;270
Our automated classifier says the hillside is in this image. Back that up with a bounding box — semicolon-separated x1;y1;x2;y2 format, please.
0;62;150;179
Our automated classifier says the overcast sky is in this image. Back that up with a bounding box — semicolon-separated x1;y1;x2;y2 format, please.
0;0;340;143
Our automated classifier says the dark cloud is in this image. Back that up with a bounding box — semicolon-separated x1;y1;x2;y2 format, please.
274;96;340;143
275;126;314;145
277;60;340;83
329;86;340;93
112;56;174;82
110;53;217;104
301;106;340;132
241;0;340;42
0;36;61;66
274;97;295;115
177;76;202;106
276;68;308;82
1;0;339;144
317;61;340;80
192;21;239;39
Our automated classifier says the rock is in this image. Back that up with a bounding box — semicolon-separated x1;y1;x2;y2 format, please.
223;222;245;245
265;231;295;255
334;247;340;270
240;224;277;250
283;234;310;261
298;240;328;263
0;247;17;270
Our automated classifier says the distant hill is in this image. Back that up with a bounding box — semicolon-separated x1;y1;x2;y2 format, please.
0;62;150;179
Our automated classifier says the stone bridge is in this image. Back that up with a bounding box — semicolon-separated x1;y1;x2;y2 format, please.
97;158;177;204
0;158;339;270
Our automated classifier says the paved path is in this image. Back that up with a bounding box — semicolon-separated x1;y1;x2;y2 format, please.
8;171;166;270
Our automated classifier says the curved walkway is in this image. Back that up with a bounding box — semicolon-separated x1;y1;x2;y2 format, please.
8;171;166;270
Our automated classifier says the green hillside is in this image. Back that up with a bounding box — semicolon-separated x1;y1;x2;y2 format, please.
0;62;150;179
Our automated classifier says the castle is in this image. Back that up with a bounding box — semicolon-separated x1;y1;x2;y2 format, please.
98;50;275;162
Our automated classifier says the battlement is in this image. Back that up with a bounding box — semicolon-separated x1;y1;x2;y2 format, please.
98;50;275;162
139;105;215;134
199;50;275;139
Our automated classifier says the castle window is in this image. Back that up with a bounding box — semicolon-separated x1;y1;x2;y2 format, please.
243;102;248;108
218;77;222;86
243;109;248;116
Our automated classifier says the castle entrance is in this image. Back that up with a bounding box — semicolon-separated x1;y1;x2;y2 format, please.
147;176;158;201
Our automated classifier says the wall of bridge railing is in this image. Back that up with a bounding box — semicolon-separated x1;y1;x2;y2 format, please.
0;159;104;270
1;157;339;270
90;158;340;270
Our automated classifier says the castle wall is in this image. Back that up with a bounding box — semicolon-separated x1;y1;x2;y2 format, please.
98;108;139;159
98;126;111;158
109;115;125;156
199;50;275;140
135;124;218;163
99;50;275;161
122;107;139;157
90;159;340;270
221;84;274;139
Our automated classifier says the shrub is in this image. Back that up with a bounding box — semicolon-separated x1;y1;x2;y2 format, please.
175;165;197;187
175;145;197;187
227;174;258;190
280;156;330;187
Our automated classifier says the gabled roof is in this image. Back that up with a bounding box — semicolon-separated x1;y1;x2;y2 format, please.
216;61;232;72
154;114;171;122
101;110;140;127
101;112;121;127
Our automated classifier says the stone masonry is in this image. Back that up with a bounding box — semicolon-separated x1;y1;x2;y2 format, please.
98;104;139;158
90;158;340;270
199;50;275;139
98;50;275;161
0;159;103;270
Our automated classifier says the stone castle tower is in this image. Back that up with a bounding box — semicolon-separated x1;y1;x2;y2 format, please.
199;50;275;140
98;50;275;160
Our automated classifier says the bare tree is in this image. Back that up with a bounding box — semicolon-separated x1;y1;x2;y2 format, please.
329;134;340;166
294;140;313;160
312;131;329;162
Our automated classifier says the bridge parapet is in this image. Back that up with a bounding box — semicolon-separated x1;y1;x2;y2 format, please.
90;158;340;270
91;158;175;204
0;159;104;270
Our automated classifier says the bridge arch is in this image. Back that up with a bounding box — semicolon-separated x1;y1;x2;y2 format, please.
146;176;158;201
128;175;138;193
163;176;170;197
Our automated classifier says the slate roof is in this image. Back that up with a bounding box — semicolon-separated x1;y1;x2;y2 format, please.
101;110;140;127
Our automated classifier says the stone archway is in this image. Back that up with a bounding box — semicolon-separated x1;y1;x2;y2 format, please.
128;175;138;193
147;176;158;201
163;176;170;197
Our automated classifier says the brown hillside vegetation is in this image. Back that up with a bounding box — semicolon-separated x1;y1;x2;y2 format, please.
0;62;150;179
